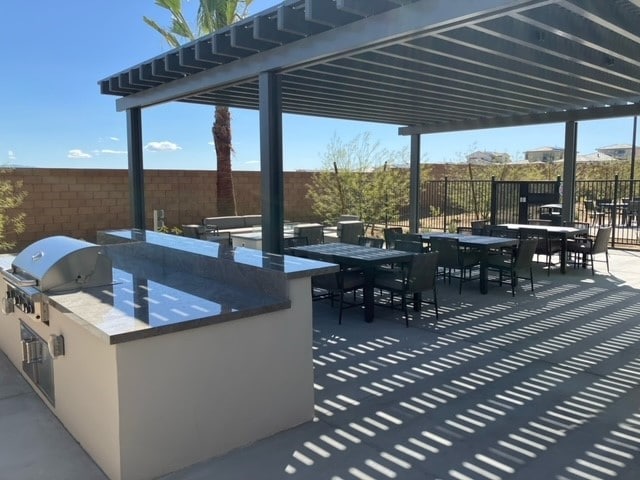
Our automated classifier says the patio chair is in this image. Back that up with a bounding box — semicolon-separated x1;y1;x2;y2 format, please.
562;221;590;240
486;225;512;237
471;219;489;235
397;233;423;243
429;236;480;293
487;238;538;296
295;225;324;245
584;200;606;226
393;239;424;253
374;252;439;327
339;221;365;245
518;228;562;275
372;237;421;303
357;236;384;248
312;267;366;324
623;200;640;226
283;235;309;254
457;226;473;235
567;226;611;275
383;227;403;249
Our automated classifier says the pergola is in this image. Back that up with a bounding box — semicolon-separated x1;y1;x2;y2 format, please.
101;0;640;253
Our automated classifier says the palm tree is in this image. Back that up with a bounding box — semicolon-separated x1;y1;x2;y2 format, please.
144;0;254;216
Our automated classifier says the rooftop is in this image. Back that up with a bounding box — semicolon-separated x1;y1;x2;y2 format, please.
3;249;640;479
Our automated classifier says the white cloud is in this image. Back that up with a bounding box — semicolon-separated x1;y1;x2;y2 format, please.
8;150;16;160
109;136;120;142
68;149;92;159
145;141;182;152
244;160;259;165
99;149;127;155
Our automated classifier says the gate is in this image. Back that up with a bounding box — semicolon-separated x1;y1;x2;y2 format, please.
491;179;561;224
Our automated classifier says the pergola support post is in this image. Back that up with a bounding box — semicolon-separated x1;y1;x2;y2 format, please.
562;120;578;224
127;107;145;230
259;71;284;254
409;134;421;233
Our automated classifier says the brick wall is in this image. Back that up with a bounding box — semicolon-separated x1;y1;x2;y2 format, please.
3;168;320;252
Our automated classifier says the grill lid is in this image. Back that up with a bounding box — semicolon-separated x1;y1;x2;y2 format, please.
5;236;112;293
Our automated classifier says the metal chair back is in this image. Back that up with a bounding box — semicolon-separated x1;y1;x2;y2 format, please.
393;239;423;253
383;227;403;249
295;225;324;245
406;252;438;293
592;226;612;254
358;236;383;248
339;221;365;245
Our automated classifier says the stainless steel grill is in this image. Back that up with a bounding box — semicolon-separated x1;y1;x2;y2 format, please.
1;236;113;323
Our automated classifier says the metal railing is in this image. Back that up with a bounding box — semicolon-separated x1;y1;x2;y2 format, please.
388;176;640;248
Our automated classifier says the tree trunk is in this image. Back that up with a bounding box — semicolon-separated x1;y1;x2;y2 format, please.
213;105;237;215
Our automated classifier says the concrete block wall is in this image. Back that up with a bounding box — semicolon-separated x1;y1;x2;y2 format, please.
3;168;319;252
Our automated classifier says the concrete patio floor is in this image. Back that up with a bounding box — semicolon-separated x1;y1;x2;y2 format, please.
2;250;640;480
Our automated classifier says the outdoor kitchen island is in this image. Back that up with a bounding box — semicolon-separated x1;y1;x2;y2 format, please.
0;229;337;480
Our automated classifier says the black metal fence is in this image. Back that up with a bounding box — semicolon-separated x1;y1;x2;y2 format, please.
575;177;640;248
390;176;640;248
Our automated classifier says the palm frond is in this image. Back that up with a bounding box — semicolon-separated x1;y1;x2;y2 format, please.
143;16;181;48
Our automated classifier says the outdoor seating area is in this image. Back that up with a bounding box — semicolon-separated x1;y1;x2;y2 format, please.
290;221;610;329
8;2;640;479
3;249;639;479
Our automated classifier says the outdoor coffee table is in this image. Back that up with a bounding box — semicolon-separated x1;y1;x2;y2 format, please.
289;242;414;322
421;233;519;294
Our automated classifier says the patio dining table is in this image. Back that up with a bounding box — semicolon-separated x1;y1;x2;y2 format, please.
499;224;589;273
420;233;519;294
289;242;415;322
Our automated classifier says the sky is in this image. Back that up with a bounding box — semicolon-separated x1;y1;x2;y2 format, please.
2;0;638;172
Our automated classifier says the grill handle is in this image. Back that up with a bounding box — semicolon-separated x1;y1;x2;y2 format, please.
1;269;37;287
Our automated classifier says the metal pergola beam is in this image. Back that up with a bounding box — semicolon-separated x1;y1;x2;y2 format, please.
114;0;527;112
399;102;640;136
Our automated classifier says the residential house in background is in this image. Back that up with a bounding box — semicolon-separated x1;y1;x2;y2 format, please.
524;146;564;163
466;150;511;164
596;144;640;161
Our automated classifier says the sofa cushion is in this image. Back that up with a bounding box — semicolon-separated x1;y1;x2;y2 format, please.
242;215;262;227
203;216;247;230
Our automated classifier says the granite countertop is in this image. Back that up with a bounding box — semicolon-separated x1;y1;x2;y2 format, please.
1;231;339;345
100;229;337;280
49;267;291;345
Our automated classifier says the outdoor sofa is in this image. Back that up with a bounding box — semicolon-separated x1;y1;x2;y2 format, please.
202;215;262;236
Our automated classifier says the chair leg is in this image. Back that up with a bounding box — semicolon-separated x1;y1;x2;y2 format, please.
605;251;610;273
338;291;344;324
433;288;439;322
529;267;534;292
401;295;409;327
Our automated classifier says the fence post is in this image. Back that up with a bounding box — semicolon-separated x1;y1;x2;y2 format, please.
444;176;448;232
490;176;496;225
612;174;619;247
